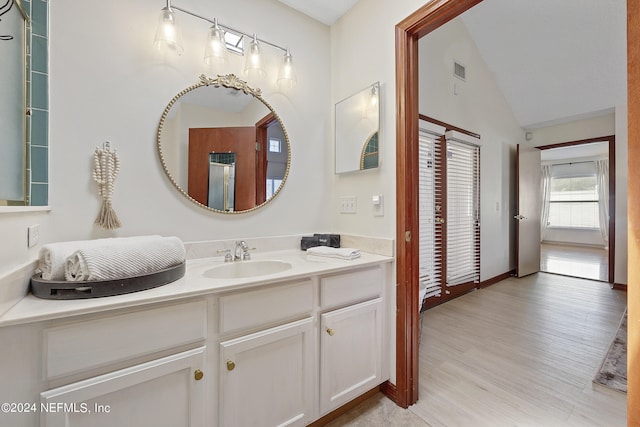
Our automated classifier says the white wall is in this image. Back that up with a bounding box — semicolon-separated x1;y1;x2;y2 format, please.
0;0;333;276
418;18;525;281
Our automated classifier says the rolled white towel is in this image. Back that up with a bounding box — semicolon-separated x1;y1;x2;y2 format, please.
306;246;361;260
64;236;185;281
37;235;161;280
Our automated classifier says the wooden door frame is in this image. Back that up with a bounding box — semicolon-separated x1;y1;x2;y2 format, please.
255;112;277;205
396;1;637;416
395;0;482;408
627;3;639;425
537;136;616;285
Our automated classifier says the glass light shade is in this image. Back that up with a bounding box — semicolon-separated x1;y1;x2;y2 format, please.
277;50;297;90
153;7;184;55
204;22;228;66
364;84;379;118
244;34;265;78
370;85;379;108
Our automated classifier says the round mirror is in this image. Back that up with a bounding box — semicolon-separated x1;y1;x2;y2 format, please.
157;74;290;213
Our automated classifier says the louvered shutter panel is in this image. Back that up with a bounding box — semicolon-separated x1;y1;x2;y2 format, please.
445;131;480;287
418;121;446;308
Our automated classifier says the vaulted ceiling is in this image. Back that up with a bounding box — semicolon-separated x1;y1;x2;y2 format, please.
459;0;627;129
279;0;627;129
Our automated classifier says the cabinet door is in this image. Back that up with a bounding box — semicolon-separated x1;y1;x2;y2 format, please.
40;347;206;427
219;318;314;427
320;298;382;415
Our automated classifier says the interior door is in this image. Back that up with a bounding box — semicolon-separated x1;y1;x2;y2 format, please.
188;127;256;210
516;144;542;277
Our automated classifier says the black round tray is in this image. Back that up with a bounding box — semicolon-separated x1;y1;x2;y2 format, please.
30;262;186;300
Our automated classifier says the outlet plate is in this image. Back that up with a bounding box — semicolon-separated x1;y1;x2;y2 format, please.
28;224;40;248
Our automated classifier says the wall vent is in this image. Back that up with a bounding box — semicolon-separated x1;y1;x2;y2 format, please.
453;61;466;81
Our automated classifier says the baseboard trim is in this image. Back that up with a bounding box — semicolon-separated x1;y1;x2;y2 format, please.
379;380;397;403
307;386;381;427
479;270;515;288
612;282;627;291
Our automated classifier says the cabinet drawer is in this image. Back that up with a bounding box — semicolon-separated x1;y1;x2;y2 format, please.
44;300;207;380
41;347;206;427
219;280;313;334
320;266;382;309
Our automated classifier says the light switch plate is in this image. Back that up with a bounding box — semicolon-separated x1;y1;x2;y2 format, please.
340;196;357;214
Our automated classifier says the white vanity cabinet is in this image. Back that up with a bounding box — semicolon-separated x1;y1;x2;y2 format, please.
219;319;314;427
216;266;387;426
320;298;383;414
318;267;385;415
216;279;315;427
40;347;206;427
0;253;392;427
39;300;209;427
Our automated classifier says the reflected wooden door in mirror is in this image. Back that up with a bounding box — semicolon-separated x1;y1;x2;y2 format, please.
157;74;291;214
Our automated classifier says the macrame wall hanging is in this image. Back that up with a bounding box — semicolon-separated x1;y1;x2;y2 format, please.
92;141;122;230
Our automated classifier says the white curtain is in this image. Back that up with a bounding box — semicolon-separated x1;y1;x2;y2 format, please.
595;159;609;246
540;164;552;242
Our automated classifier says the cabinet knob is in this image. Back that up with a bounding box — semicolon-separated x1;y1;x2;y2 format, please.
194;369;204;381
226;360;236;371
326;328;335;336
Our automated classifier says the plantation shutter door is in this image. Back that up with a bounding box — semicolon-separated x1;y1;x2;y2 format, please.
418;120;446;309
445;130;481;287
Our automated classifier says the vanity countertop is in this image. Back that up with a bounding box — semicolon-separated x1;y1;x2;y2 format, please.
0;250;393;327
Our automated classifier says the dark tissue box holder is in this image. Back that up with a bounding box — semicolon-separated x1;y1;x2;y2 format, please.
301;234;340;251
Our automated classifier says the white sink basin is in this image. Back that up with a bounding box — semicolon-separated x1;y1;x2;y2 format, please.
203;260;292;279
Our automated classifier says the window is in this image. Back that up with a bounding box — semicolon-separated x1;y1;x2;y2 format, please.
548;175;599;228
269;138;281;153
266;179;282;198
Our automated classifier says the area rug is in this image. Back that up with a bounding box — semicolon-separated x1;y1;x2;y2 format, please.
593;309;627;393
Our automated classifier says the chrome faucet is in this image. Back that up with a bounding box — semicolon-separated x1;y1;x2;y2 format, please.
234;241;251;261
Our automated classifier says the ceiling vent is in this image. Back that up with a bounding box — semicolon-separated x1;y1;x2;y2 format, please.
453;61;466;81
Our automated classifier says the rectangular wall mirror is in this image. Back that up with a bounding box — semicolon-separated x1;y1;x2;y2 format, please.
0;0;49;208
335;82;380;174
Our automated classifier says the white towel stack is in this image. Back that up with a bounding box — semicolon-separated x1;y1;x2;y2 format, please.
36;235;185;282
37;236;161;280
306;246;361;260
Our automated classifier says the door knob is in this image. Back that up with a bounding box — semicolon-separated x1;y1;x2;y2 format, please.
226;360;236;371
326;328;335;336
194;369;204;381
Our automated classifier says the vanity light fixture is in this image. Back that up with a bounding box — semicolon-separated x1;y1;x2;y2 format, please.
204;19;228;66
153;0;296;89
153;5;184;55
370;84;379;108
277;48;297;90
244;34;265;79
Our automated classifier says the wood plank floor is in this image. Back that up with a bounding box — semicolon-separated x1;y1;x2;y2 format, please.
541;243;608;282
328;273;627;426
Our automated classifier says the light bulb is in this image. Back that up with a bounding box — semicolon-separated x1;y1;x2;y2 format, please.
370;85;379;108
277;49;297;90
244;34;265;79
153;7;184;55
204;20;229;66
